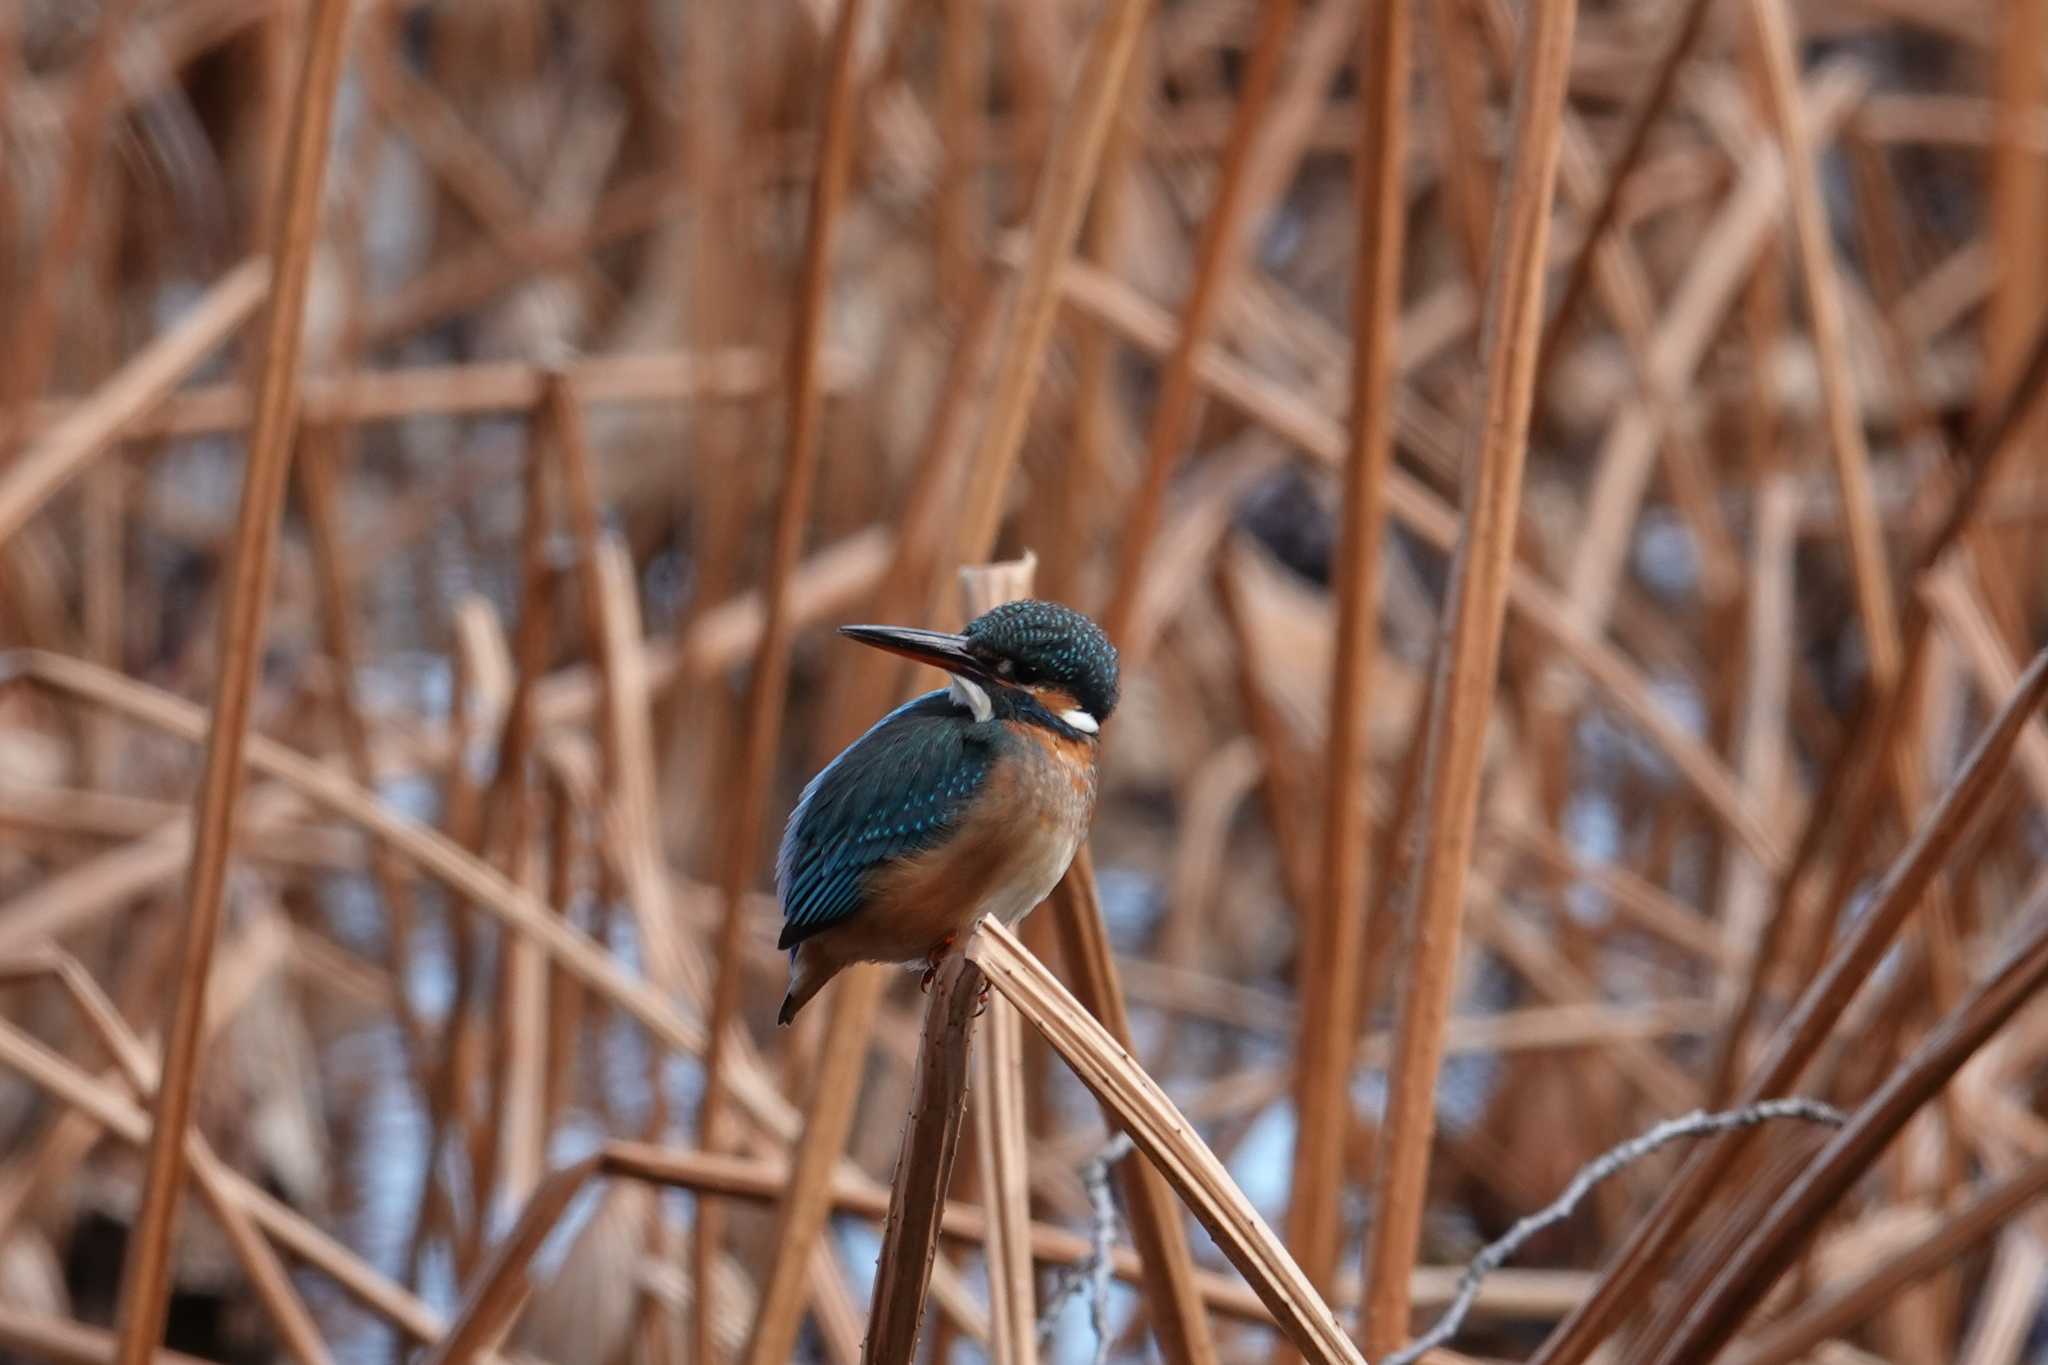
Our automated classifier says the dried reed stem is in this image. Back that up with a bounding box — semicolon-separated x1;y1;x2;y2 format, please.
1530;646;2048;1364
0;260;267;543
701;1;870;1348
1728;1152;2048;1365
1101;0;1296;651
109;2;351;1355
967;921;1363;1365
0;0;145;447
1044;853;1221;1362
1745;0;1902;687
1652;876;2048;1364
863;954;983;1364
1282;0;1412;1304
1360;0;1578;1349
1535;0;1714;373
951;0;1154;568
842;554;1035;1360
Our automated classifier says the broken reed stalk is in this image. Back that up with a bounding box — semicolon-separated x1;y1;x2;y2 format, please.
1282;0;1412;1305
1529;646;2048;1365
746;550;1036;1365
967;921;1363;1365
109;1;352;1356
863;955;984;1364
1360;0;1579;1351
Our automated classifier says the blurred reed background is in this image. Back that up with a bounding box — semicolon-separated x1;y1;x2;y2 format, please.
2;0;2048;1361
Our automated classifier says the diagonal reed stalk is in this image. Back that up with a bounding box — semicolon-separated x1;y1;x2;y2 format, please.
968;920;1363;1365
109;2;353;1356
1530;647;2048;1364
1359;0;1579;1350
1534;0;1716;378
1650;876;2048;1364
1726;1151;2048;1365
0;260;268;544
0;952;332;1364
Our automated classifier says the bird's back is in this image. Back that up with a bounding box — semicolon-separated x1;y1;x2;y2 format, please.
776;690;995;950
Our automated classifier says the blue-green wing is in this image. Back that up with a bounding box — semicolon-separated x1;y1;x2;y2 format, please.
775;691;993;949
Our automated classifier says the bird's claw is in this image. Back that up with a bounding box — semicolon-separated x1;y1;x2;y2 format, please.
972;983;991;1017
918;934;958;996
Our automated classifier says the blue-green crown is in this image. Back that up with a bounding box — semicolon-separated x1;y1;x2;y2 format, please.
963;599;1120;722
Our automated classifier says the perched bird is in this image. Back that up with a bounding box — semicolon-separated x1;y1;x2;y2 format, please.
774;599;1120;1024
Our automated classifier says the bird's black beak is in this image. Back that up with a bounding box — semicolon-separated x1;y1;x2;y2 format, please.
838;625;994;684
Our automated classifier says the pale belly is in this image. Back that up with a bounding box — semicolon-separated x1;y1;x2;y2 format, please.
976;820;1085;929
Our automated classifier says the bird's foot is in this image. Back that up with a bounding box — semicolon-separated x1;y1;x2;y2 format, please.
972;982;991;1017
919;934;957;994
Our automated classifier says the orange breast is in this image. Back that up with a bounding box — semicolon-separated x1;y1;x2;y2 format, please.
855;725;1097;961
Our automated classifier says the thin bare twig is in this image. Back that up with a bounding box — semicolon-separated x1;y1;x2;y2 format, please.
1035;1131;1134;1364
1385;1099;1847;1365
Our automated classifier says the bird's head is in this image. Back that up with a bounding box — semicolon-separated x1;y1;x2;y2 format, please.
840;599;1120;738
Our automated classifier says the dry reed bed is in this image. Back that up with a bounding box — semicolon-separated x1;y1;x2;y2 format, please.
1;0;2047;1362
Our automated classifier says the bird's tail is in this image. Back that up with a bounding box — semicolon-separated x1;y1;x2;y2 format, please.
778;945;838;1026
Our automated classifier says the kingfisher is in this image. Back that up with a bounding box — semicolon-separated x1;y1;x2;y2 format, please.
774;599;1120;1024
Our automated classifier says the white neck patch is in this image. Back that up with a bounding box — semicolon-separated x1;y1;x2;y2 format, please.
949;674;994;722
1060;707;1100;734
